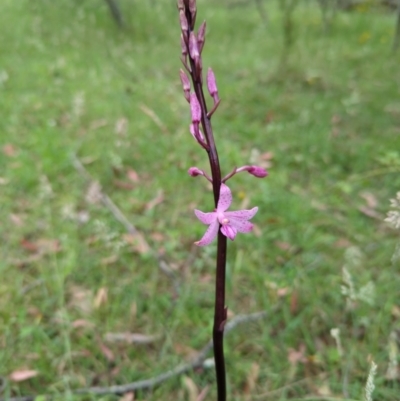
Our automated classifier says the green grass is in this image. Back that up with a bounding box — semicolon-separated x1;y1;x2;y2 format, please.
1;0;400;400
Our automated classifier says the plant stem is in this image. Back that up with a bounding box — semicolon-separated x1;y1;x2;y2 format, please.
183;5;228;398
191;61;228;401
214;231;227;401
193;78;227;400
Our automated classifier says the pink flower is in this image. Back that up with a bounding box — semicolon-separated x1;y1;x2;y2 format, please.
194;184;258;246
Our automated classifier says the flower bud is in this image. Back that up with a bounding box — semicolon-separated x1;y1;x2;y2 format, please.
189;0;197;27
190;93;201;123
180;34;188;61
246;166;268;178
207;68;219;102
197;21;206;53
179;69;191;102
179;9;188;34
188;31;200;61
188;32;202;79
188;167;204;177
236;165;268;178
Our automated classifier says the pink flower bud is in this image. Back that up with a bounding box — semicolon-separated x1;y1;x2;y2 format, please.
189;0;197;25
188;32;202;79
179;9;188;33
179;69;191;102
188;31;200;61
190;93;201;123
188;167;204;177
248;166;268;177
180;34;188;61
188;0;196;13
207;68;218;101
197;21;206;53
236;165;268;178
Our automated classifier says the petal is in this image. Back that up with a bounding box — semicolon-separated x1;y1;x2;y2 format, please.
228;219;254;233
225;206;258;221
220;224;237;240
217;184;232;212
194;209;217;225
195;220;219;246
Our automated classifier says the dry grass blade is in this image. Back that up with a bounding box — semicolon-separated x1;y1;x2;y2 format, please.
104;332;162;345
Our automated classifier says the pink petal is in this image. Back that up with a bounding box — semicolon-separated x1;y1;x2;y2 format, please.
217;184;232;212
195;219;219;246
228;219;254;233
194;209;217;225
221;224;237;240
225;206;258;221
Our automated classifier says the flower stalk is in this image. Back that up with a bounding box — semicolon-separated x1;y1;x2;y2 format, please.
176;1;267;399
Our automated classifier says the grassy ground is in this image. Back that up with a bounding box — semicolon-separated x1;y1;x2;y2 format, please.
1;0;400;400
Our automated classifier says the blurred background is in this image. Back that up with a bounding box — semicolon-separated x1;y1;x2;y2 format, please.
1;0;400;400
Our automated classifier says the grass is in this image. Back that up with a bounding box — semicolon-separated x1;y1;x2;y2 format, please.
1;0;400;400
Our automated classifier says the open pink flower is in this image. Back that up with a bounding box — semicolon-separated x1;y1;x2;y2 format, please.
194;184;258;246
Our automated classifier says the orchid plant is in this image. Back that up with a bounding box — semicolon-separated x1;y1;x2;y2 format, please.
177;1;268;399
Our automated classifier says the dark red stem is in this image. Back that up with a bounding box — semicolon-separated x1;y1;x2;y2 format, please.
182;5;228;400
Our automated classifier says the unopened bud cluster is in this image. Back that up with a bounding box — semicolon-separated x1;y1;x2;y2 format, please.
177;0;268;183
